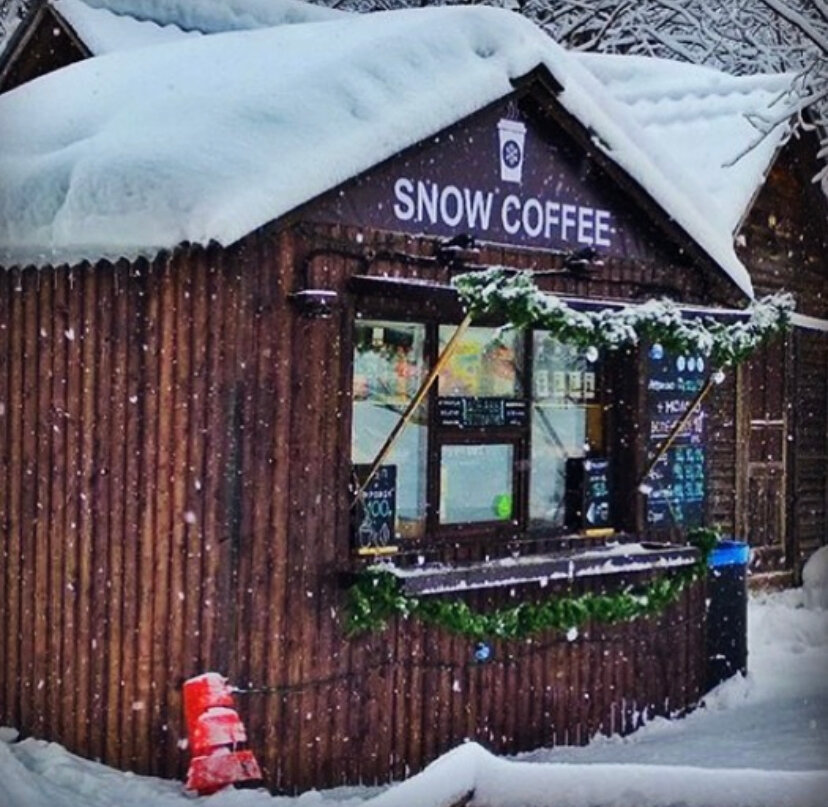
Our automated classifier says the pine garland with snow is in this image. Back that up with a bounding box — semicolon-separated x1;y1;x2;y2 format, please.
346;529;719;640
452;268;794;368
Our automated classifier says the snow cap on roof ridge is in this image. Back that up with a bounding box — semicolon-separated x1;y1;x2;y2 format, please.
0;5;773;296
53;0;200;54
76;0;345;34
575;51;797;235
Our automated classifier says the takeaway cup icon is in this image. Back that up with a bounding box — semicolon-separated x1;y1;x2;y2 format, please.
498;118;527;183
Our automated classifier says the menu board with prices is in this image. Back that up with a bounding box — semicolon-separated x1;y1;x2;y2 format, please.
353;464;398;554
565;457;612;534
437;397;527;428
646;349;707;529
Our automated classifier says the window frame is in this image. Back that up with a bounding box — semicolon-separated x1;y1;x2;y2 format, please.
350;304;615;546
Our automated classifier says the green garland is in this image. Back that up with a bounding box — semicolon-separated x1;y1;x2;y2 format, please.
452;268;794;368
346;528;719;640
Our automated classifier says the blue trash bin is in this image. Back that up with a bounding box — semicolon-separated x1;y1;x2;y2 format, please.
706;539;749;691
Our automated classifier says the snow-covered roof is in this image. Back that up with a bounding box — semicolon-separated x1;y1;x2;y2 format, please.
0;6;797;296
46;2;797;245
56;0;343;45
52;0;200;53
49;0;347;55
576;52;795;236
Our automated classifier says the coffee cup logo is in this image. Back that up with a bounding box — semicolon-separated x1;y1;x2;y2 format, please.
497;119;527;183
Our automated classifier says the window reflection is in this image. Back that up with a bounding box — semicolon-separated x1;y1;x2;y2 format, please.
530;334;602;526
352;321;427;539
438;326;523;398
440;444;514;524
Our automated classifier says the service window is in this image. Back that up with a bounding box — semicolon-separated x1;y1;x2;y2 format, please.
437;326;523;398
439;443;515;523
351;316;609;545
435;325;525;529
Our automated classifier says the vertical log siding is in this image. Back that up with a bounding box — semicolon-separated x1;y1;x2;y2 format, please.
0;220;743;792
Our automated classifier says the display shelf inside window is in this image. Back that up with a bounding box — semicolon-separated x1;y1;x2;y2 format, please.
530;335;605;530
436;325;527;430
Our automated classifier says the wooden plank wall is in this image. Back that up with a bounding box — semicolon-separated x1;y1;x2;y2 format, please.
792;329;828;566
737;134;828;572
0;231;296;780
0;221;710;793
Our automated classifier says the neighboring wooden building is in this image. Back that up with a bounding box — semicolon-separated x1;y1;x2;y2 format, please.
0;0;89;94
735;136;828;579
0;1;825;795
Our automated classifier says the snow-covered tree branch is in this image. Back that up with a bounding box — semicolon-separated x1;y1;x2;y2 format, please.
0;0;29;43
316;0;828;183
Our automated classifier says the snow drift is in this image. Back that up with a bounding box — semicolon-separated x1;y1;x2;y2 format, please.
2;557;826;806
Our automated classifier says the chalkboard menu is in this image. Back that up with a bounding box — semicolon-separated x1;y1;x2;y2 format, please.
646;349;706;529
437;397;527;428
353;464;398;554
565;457;612;533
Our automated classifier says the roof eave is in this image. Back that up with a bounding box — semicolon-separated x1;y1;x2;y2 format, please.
511;63;753;301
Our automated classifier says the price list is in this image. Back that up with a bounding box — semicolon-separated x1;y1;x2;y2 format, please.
646;349;707;529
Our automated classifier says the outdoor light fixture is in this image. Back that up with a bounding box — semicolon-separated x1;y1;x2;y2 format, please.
436;233;478;267
289;289;338;318
562;246;601;271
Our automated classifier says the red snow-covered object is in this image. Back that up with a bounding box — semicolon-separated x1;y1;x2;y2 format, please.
183;673;262;795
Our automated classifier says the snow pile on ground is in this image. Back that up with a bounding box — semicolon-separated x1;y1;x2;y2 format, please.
802;545;828;610
3;566;827;807
0;4;789;297
522;582;828;775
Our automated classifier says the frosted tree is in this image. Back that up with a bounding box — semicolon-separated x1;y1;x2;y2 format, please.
318;0;828;182
526;0;828;184
0;0;30;44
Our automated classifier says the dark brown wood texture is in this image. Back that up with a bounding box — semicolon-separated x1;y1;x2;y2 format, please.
736;135;828;576
0;235;298;781
737;340;789;573
791;328;828;569
1;225;709;792
0;5;90;95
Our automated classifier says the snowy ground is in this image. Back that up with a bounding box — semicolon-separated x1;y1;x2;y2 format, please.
2;554;827;807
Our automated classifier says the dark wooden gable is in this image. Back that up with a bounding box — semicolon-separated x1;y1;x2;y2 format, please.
0;1;91;94
737;131;828;315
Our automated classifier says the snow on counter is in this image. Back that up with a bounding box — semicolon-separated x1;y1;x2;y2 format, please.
0;4;791;297
382;542;697;595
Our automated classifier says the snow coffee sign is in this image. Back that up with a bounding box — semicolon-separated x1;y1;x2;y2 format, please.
646;348;707;529
310;103;652;259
